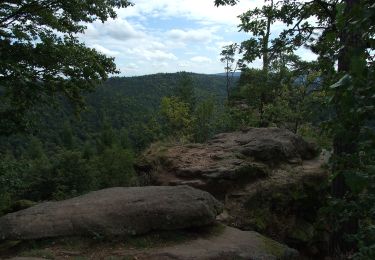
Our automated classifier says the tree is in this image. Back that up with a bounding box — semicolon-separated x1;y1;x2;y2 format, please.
174;72;196;112
217;0;281;124
239;68;273;125
0;0;133;135
93;146;136;188
60;121;74;149
160;96;192;140
193;98;215;142
215;0;375;255
220;43;240;100
238;0;276;73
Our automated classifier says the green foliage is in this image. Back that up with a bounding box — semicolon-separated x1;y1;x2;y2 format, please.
93;146;136;188
217;0;374;256
27;136;45;160
45;150;95;200
158;74;241;143
0;132;137;213
0;65;170;208
0;154;30;214
220;43;240;99
60;121;74;149
234;58;324;132
160;96;193;140
0;0;132;135
174;73;197;112
193;99;215;142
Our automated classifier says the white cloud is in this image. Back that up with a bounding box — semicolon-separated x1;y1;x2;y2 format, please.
167;28;219;43
190;56;212;63
103;19;145;41
126;48;178;62
83;19;145;41
77;0;317;76
119;0;262;26
91;44;119;56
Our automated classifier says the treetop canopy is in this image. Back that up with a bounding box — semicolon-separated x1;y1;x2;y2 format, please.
0;0;133;135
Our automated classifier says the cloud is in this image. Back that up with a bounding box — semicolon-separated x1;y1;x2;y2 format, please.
190;56;212;63
91;44;119;56
77;0;317;76
82;19;145;42
167;28;219;43
129;48;178;62
118;0;262;26
103;19;145;41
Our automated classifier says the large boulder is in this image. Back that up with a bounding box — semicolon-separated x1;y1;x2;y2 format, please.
138;226;299;260
3;226;299;260
0;186;223;240
137;128;329;254
224;154;329;248
136;127;320;196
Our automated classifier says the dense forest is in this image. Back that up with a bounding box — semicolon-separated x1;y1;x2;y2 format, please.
0;0;374;259
0;72;239;208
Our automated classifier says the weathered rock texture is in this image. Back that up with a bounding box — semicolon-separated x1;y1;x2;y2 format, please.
137;226;299;260
7;258;46;260
137;128;329;251
0;186;223;240
137;128;321;195
3;226;299;260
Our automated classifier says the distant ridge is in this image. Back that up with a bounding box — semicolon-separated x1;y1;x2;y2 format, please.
214;72;241;77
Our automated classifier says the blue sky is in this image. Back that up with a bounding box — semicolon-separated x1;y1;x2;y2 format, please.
79;0;316;76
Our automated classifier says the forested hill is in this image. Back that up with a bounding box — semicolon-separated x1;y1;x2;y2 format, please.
82;72;228;128
104;72;228;106
0;72;229;156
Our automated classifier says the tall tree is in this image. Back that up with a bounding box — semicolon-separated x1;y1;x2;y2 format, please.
0;0;133;135
220;43;240;100
174;72;196;112
217;0;280;124
215;0;374;254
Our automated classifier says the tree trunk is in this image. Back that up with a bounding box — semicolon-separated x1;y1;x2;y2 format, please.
259;0;273;127
331;0;364;254
226;59;230;101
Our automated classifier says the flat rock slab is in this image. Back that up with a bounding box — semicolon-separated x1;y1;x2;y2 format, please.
134;226;298;260
0;186;223;240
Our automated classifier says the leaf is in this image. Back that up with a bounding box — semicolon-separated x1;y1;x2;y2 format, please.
344;171;368;194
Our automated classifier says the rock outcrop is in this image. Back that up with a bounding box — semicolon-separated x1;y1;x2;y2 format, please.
0;186;223;240
137;128;329;252
3;226;299;260
137;128;321;195
137;226;299;259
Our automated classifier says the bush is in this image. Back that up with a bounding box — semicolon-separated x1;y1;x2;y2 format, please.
93;146;137;188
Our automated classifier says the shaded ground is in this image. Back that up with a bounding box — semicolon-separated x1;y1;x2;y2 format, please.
1;225;298;260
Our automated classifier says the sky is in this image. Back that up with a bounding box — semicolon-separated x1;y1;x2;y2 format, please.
79;0;316;76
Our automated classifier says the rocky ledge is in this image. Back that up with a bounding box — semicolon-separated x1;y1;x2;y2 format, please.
136;127;320;196
137;128;329;252
0;185;297;259
0;186;222;240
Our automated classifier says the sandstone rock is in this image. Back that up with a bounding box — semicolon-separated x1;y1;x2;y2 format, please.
137;128;328;254
0;186;223;240
7;258;47;260
224;154;329;247
136;226;299;260
137;127;320;196
3;226;298;260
